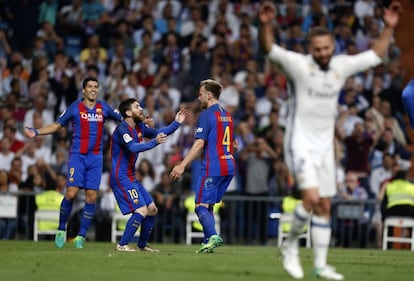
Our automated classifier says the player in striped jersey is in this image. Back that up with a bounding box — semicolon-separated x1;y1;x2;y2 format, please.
170;79;238;253
111;98;186;251
24;77;122;249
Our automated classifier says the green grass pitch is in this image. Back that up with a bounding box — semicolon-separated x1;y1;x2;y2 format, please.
0;241;413;281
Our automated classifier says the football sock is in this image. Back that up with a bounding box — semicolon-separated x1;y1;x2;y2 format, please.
78;202;96;237
58;197;73;231
138;215;155;248
119;212;144;246
195;206;216;243
287;203;311;246
311;215;331;269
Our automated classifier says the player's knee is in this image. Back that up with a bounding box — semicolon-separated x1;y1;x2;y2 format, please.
135;207;148;217
85;191;98;203
303;197;320;211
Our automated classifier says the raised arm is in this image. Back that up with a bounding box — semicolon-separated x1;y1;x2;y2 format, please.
258;1;277;54
371;1;402;58
143;108;187;137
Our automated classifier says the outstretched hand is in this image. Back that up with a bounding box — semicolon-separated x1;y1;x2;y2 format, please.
24;126;37;138
175;108;188;123
383;1;402;28
258;1;276;25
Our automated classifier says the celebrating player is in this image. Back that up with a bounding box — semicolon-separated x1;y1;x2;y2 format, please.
24;77;122;249
111;98;186;251
170;79;238;253
258;1;401;279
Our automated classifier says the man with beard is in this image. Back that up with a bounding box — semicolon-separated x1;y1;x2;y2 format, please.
258;1;401;280
111;98;186;251
170;79;238;253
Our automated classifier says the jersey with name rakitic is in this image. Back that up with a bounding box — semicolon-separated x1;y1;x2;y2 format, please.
195;103;235;176
56;99;122;154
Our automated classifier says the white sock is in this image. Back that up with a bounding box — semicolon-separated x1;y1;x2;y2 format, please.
311;215;331;269
287;203;311;247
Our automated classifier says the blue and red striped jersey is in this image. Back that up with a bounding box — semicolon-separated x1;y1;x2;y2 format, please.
110;120;181;186
195;103;236;176
56;99;122;154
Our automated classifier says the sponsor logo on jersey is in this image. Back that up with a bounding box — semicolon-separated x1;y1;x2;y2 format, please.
123;133;133;143
80;112;103;122
307;88;336;98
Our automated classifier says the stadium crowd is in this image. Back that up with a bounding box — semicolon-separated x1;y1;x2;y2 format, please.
0;0;411;247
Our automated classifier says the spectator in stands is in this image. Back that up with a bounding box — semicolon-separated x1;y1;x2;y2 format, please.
0;28;11;66
2;62;29;99
58;0;83;36
336;171;369;248
3;124;25;154
136;158;157;193
153;171;181;243
239;136;277;244
0;137;15;172
370;153;395;198
340;122;374;192
375;129;411;162
0;170;17;239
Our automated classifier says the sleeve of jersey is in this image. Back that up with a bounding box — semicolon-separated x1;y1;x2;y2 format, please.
126;139;158;153
142;121;181;138
402;79;414;128
119;127;158;153
267;44;304;79
56;104;73;126
334;50;382;78
103;101;123;122
194;113;208;140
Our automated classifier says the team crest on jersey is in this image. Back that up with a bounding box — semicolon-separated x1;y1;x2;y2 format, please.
123;133;133;143
96;108;102;113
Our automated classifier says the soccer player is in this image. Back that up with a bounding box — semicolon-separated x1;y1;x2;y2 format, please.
258;1;401;279
111;98;186;252
170;79;238;253
24;77;122;249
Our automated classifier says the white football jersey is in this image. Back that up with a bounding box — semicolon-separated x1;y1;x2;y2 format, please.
267;45;382;152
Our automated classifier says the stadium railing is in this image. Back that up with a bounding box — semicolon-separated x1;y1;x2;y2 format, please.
1;191;380;248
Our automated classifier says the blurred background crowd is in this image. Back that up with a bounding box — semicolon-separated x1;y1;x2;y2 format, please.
0;0;412;246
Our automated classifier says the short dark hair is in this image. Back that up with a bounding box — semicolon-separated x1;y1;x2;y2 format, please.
118;98;137;118
82;76;99;89
199;79;223;99
307;26;333;41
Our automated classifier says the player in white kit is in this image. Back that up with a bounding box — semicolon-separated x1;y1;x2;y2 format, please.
258;1;402;280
